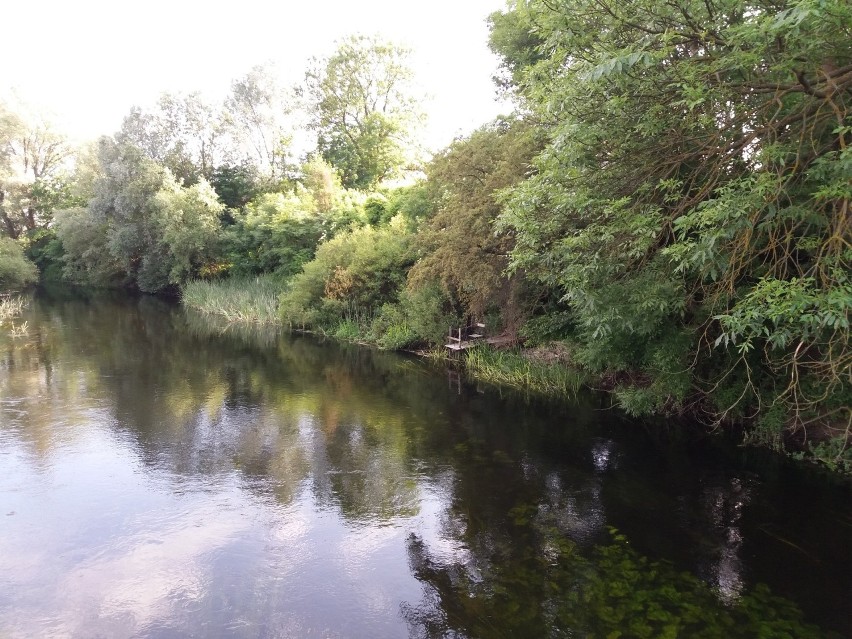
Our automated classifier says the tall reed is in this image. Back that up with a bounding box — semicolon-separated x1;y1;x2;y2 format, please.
181;276;283;325
0;296;26;324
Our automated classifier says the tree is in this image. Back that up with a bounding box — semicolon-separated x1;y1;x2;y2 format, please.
225;64;302;184
490;0;851;457
408;118;541;329
209;162;261;211
223;190;323;278
0;101;73;238
306;35;423;190
117;92;233;185
150;175;225;284
58;136;229;292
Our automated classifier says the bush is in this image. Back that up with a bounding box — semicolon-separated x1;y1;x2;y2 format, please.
280;222;414;330
0;237;38;292
223;191;324;278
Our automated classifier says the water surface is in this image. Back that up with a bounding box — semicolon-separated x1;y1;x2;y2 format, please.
1;293;849;638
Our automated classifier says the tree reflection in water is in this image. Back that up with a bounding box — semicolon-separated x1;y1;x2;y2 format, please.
0;293;847;638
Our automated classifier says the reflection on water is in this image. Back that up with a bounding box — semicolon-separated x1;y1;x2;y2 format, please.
699;476;750;604
0;293;849;638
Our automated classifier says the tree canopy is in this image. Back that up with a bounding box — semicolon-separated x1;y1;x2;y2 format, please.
490;0;851;447
306;35;423;190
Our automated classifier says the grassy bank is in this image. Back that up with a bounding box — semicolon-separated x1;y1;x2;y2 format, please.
181;277;586;396
181;276;284;325
464;345;585;396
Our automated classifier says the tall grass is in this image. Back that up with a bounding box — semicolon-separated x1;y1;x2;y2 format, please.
0;296;26;322
181;276;283;325
1;296;27;337
465;345;585;395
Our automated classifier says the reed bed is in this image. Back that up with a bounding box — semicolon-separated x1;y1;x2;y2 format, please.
0;296;26;324
181;276;284;326
464;345;584;395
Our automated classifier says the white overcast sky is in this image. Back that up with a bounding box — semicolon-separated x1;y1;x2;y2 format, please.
2;0;510;151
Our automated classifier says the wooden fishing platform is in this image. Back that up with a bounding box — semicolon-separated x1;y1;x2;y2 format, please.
445;323;487;352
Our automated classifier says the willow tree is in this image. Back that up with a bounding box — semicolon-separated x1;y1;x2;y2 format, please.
409;119;541;330
490;0;851;464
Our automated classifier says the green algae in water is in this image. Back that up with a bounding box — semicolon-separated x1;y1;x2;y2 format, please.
405;527;835;638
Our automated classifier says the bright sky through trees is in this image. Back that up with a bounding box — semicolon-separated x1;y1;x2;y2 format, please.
2;0;507;150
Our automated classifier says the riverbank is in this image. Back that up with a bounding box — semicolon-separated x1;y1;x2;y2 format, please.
177;281;851;475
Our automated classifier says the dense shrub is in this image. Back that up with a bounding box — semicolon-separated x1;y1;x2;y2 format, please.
280;221;414;330
0;237;38;292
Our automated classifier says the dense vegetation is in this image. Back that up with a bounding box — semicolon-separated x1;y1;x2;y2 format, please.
0;2;849;470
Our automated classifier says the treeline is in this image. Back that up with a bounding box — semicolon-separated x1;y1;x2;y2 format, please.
1;1;850;470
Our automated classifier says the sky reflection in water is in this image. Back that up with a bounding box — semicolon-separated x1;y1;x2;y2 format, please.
0;294;848;638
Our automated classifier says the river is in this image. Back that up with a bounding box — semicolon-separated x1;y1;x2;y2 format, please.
0;292;849;638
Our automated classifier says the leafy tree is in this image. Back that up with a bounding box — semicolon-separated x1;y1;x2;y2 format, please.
383;181;433;230
0;101;73;238
54;206;123;287
117;92;232;185
280;222;414;328
223;191;323;278
490;0;851;457
150;174;225;284
59;137;228;292
84;138;167;289
306;35;423;190
225;64;301;184
409;118;541;330
299;154;344;216
209;162;261;211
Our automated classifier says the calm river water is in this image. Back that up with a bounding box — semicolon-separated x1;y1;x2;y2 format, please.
0;292;849;638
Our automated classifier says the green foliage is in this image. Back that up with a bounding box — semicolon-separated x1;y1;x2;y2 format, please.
210;163;261;210
58;138;227;292
363;194;388;226
54;206;124;287
0;237;37;291
409;119;541;328
222;191;323;278
332;318;364;342
490;0;852;460
280;222;414;329
383;181;434;230
519;311;573;346
150;174;225;286
23;227;65;283
803;437;852;474
306;35;422;190
299;155;344;215
367;284;459;349
0;101;72;239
